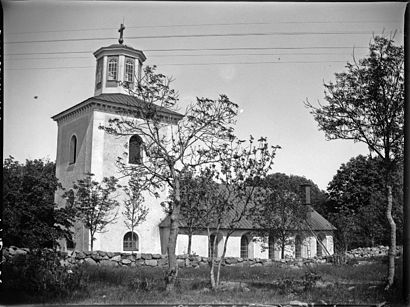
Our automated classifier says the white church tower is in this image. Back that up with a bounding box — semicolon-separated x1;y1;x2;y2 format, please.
52;25;183;253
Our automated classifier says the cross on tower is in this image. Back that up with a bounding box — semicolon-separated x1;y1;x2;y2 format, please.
118;23;125;44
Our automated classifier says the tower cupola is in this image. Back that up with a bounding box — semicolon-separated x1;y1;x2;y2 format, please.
93;24;146;96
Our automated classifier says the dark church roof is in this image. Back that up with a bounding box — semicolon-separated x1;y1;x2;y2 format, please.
159;204;336;232
52;93;183;122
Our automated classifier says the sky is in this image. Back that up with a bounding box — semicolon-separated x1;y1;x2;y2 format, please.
3;1;406;190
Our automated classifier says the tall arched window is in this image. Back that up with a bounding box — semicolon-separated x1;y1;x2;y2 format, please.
316;233;325;257
107;56;118;81
295;235;302;259
124;57;134;82
123;232;139;251
129;135;143;164
240;235;249;259
69;135;77;164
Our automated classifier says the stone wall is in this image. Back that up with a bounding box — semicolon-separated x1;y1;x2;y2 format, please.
3;246;310;269
3;245;401;269
345;245;402;259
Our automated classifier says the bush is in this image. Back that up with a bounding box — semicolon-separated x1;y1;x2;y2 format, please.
1;249;88;303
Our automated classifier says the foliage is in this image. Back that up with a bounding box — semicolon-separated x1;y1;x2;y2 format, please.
252;189;307;259
305;36;404;166
251;173;325;258
305;35;404;288
122;177;149;253
101;65;245;291
191;136;280;289
64;173;120;251
2;156;75;249
324;155;403;251
167;170;217;255
1;249;88;304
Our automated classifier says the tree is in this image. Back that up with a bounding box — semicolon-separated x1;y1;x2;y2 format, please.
253;190;307;259
251;173;323;259
172;171;213;255
122;177;149;254
102;65;239;291
305;36;404;288
3;156;75;249
195;136;279;290
324;155;403;251
64;173;120;251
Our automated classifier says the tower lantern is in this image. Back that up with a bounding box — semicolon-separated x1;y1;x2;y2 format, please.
93;24;146;96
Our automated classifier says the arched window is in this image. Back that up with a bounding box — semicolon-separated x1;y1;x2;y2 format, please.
107;56;118;81
208;233;222;258
129;134;143;164
295;235;302;259
95;58;103;89
240;235;249;259
268;235;275;260
124;57;134;82
69;135;77;164
123;232;139;251
316;233;325;257
209;234;216;258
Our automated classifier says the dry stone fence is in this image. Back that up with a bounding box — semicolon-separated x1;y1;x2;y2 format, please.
3;245;402;269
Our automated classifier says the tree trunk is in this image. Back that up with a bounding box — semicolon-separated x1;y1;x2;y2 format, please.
188;232;192;255
208;231;216;290
166;205;179;292
281;240;285;259
165;176;181;292
386;184;397;289
90;231;94;251
216;234;229;287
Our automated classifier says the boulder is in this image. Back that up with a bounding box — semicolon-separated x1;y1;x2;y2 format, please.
121;259;132;265
145;259;158;267
152;254;162;259
100;259;117;267
225;258;238;265
111;255;121;262
84;257;97;266
141;253;152;260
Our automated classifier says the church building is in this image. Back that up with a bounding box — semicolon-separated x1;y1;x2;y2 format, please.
53;25;335;260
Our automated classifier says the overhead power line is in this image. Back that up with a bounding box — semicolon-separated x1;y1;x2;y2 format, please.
5;59;349;70
8;20;400;35
5;51;354;60
5;30;375;44
5;45;369;56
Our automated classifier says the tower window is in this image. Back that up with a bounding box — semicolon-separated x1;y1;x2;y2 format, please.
129;134;143;164
123;232;139;251
107;56;118;81
69;135;77;164
124;57;134;82
95;58;103;89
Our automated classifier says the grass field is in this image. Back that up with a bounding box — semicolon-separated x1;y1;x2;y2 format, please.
1;257;404;305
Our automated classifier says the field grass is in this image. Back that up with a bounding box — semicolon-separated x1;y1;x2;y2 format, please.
1;257;404;305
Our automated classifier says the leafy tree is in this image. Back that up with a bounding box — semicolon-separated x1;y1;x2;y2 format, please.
3;156;75;249
251;173;323;259
64;173;120;251
324;155;403;251
122;177;149;254
171;171;214;255
194;136;279;290
101;65;239;291
253;189;307;259
305;36;404;288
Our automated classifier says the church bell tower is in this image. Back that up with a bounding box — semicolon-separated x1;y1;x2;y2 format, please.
93;23;146;96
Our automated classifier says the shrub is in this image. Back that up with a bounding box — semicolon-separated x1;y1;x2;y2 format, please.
1;249;88;303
